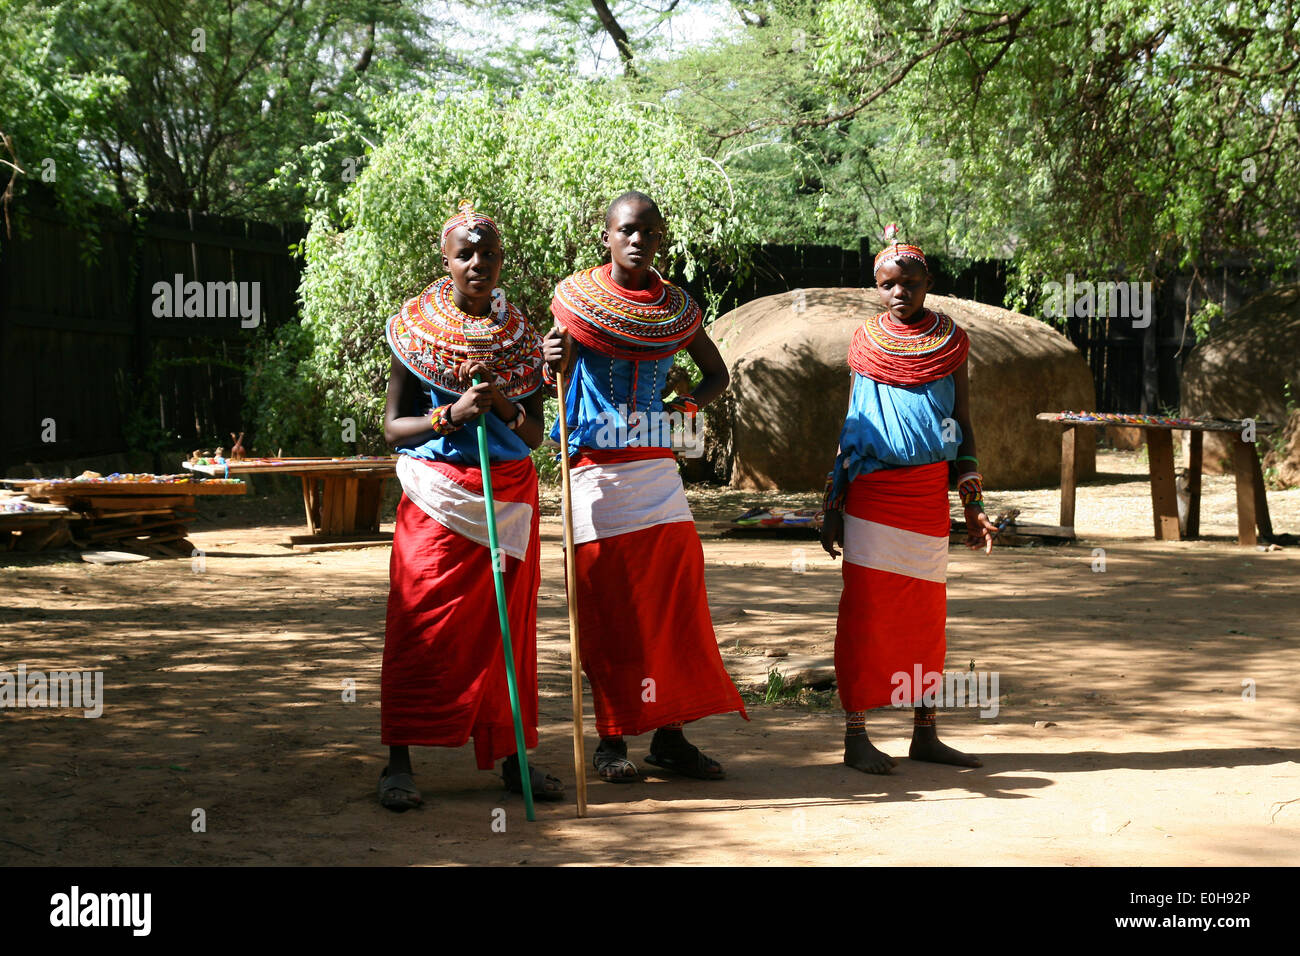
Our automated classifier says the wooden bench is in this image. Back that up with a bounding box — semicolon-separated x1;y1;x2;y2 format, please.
184;457;396;550
1036;413;1277;546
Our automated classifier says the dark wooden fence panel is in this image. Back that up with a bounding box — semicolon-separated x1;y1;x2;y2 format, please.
0;198;306;471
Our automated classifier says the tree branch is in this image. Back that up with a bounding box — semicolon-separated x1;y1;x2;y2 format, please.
590;0;636;74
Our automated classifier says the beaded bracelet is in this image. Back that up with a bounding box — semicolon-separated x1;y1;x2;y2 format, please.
506;402;526;431
666;395;700;420
956;471;984;509
430;404;461;436
822;470;845;513
541;363;557;386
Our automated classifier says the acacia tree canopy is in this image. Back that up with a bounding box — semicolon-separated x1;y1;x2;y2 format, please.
1;0;445;222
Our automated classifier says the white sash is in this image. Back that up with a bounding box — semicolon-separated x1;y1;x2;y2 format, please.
566;456;694;545
396;455;533;560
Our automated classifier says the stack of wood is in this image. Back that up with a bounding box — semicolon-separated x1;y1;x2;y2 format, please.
1;496;80;552
2;474;245;557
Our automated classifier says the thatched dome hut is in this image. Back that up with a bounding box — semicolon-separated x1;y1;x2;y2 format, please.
1182;284;1300;483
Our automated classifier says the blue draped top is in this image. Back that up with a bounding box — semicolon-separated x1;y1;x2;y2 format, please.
549;345;678;457
830;373;961;501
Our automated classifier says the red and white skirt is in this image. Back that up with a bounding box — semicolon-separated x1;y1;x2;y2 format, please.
382;455;540;769
834;461;950;711
566;447;748;738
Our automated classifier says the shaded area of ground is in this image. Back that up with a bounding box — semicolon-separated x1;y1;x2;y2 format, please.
1;451;1297;865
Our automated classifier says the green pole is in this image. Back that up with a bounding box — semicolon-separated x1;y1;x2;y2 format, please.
473;376;535;822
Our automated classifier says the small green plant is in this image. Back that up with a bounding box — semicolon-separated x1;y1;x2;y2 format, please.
1190;301;1224;342
764;666;796;704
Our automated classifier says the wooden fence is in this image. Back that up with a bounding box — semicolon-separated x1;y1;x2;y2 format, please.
0;199;305;471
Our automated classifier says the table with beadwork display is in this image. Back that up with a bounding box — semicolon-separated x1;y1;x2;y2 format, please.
183;456;396;549
1036;412;1278;546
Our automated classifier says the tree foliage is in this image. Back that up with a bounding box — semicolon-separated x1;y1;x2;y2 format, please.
638;0;1300;305
1;0;444;224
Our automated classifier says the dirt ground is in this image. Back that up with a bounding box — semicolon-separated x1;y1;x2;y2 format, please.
2;450;1297;866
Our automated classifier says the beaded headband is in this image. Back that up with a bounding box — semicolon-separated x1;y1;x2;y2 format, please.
873;223;928;275
439;199;501;249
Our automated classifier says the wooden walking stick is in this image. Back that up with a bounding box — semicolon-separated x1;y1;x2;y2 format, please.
554;357;589;818
472;374;536;822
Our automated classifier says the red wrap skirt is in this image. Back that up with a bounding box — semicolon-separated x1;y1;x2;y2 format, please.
569;447;748;738
834;461;951;711
381;456;540;769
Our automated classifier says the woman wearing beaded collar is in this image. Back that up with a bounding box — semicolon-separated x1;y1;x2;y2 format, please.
542;191;747;786
821;225;998;776
377;201;562;811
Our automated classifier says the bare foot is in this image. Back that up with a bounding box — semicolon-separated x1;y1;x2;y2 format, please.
909;731;983;768
844;734;897;774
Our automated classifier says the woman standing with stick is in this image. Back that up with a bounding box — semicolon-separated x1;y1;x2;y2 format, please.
378;202;563;811
543;191;747;787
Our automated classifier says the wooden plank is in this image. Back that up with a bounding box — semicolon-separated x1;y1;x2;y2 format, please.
1059;424;1078;529
355;478;385;533
83;495;195;510
339;477;359;531
1146;428;1181;540
1230;436;1258;547
1250;445;1274;540
1036;412;1279;433
1187;430;1202;539
300;476;318;535
17;480;244;496
320;478;342;535
185;460;395;476
87;518;186;540
0;512;77;530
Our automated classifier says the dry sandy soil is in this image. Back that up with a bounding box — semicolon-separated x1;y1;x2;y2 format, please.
2;450;1297;866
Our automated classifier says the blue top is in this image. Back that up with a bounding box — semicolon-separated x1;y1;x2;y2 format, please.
396;382;532;466
550;345;678;457
830;374;961;501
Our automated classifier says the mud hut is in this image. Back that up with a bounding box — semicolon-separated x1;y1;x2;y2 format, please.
1182;283;1300;483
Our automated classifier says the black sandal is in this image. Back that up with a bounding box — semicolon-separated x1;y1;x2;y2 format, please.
500;755;565;802
378;765;424;812
644;729;726;780
593;737;640;783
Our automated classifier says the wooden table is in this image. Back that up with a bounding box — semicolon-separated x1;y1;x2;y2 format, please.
184;457;396;550
1037;414;1277;546
5;476;245;556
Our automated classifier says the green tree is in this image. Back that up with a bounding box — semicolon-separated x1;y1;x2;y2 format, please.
0;0;126;234
2;0;445;223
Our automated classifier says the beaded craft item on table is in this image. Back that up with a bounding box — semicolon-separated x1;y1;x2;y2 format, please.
386;276;543;400
551;263;702;360
1050;411;1197;427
